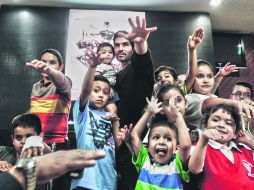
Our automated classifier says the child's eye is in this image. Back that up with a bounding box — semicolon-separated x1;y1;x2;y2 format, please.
152;136;159;140
165;137;172;141
176;97;183;103
103;90;110;95
196;74;204;79
14;135;22;141
207;74;214;79
94;88;100;93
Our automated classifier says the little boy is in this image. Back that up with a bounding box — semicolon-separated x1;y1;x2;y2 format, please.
71;50;120;190
189;104;254;190
130;96;191;190
0;113;50;172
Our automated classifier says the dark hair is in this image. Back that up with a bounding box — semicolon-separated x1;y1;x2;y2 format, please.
94;75;111;87
148;114;178;142
11;113;42;135
157;84;185;103
233;81;253;98
201;104;242;133
197;59;214;73
97;42;115;55
40;49;64;65
154;66;178;82
113;30;134;48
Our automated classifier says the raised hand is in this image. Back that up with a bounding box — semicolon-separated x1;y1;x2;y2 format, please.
84;50;100;68
217;62;238;77
145;96;163;115
187;28;204;50
119;16;157;43
163;97;182;123
117;124;133;144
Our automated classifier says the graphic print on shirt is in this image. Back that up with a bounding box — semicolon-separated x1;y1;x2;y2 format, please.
242;160;254;177
87;111;114;149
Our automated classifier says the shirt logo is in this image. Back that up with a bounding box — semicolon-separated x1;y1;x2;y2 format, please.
242;160;254;177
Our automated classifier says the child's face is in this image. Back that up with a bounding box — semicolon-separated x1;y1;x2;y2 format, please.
162;89;187;116
148;126;177;164
156;70;175;86
98;46;114;65
194;65;214;95
206;108;237;145
40;52;63;78
89;81;110;109
12;127;38;155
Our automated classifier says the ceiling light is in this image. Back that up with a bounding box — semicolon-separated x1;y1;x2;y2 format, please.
210;0;222;7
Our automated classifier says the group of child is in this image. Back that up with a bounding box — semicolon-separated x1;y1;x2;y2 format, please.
1;15;254;190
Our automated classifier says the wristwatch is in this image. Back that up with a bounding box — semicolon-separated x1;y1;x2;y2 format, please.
15;157;37;190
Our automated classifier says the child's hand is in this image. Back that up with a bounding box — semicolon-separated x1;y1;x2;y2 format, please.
117;124;133;144
145;96;163;115
26;59;53;75
217;62;238;77
236;130;253;144
0;161;12;172
187;28;204;50
163;97;183;123
101;113;120;122
84;50;100;68
201;128;224;142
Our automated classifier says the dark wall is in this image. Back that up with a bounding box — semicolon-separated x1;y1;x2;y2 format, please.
146;11;214;75
0;5;69;144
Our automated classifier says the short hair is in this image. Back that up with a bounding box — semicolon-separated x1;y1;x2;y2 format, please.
97;42;115;55
201;104;242;133
157;84;185;103
113;30;134;48
11;113;42;135
233;81;253;98
154;66;178;82
94;75;111;87
40;49;64;65
197;59;214;73
148;114;178;142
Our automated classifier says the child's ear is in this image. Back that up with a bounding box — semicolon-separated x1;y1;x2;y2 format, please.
232;131;238;140
59;63;64;72
39;132;44;138
185;99;188;110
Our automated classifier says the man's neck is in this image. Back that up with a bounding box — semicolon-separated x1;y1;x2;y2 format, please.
120;61;130;70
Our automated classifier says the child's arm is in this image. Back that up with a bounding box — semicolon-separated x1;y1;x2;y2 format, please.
79;51;100;111
202;98;254;119
26;60;71;92
119;16;157;55
131;97;162;156
117;124;134;153
185;28;204;92
164;99;191;165
189;128;223;174
212;62;238;93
